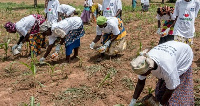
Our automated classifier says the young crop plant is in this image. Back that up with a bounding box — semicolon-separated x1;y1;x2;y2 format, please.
0;38;11;60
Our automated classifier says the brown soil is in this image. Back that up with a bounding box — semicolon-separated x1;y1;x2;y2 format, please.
0;0;199;106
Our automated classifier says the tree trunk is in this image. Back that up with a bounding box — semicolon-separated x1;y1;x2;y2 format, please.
34;0;37;8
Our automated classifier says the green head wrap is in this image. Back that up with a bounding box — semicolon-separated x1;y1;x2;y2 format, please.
97;16;107;25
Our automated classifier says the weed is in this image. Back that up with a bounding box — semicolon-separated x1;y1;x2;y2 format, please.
121;76;134;90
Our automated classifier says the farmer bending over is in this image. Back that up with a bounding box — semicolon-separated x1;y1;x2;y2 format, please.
39;16;85;63
4;14;45;56
90;16;126;62
129;41;194;106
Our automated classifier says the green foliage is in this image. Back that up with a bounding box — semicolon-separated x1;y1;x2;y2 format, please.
0;38;11;59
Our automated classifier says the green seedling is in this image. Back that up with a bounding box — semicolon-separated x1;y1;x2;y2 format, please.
0;38;11;59
148;87;155;94
19;52;37;76
98;73;110;88
76;56;83;67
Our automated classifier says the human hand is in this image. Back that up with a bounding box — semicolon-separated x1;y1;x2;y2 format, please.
156;28;161;35
90;42;95;49
104;40;111;47
129;98;137;106
162;28;170;36
39;57;46;64
55;44;61;53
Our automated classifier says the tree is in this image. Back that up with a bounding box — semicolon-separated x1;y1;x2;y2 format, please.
34;0;37;8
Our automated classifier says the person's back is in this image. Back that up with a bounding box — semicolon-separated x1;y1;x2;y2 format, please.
148;41;193;77
16;15;36;36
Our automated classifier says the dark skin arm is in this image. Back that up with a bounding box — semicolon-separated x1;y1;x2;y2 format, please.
115;9;122;18
17;33;30;45
133;79;146;99
43;42;55;58
160;88;174;105
45;13;47;20
158;20;161;28
93;35;101;43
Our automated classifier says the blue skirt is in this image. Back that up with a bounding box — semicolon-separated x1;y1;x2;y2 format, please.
65;39;80;55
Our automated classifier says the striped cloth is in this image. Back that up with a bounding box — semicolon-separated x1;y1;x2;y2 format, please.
155;67;194;105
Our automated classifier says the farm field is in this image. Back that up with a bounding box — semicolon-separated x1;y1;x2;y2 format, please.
0;0;200;106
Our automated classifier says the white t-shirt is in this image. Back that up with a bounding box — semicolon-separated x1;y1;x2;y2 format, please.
49;16;82;45
96;17;120;36
141;0;144;4
88;0;93;7
172;0;200;38
102;0;122;17
16;15;36;37
45;0;60;23
143;0;149;5
57;4;76;17
98;4;102;11
156;13;174;20
138;41;193;90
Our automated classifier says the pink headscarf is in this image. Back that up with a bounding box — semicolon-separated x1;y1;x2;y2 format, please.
4;22;16;33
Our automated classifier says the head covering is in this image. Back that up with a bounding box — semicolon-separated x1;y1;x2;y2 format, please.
97;16;107;25
130;50;155;75
39;21;52;33
4;22;16;32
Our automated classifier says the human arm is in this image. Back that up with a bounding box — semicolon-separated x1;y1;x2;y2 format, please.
160;88;174;105
44;42;55;58
132;78;146;99
115;9;122;18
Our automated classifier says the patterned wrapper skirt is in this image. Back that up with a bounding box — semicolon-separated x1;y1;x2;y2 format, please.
65;25;85;55
174;35;193;47
81;7;90;23
102;18;127;55
155;67;194;105
29;33;44;56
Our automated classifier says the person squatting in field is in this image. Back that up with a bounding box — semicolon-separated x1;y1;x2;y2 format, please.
4;14;45;56
156;6;175;44
129;41;194;106
39;16;85;63
90;16;127;62
172;0;200;46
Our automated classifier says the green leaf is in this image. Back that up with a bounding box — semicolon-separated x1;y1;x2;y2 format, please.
30;96;34;106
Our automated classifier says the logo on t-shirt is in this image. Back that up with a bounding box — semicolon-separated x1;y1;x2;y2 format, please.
190;8;195;12
184;14;189;17
110;3;114;6
106;7;110;10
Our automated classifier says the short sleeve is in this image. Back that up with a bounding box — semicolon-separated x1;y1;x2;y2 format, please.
156;14;161;20
96;26;102;35
117;0;122;10
173;1;179;17
57;6;62;13
49;35;57;45
195;0;200;17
